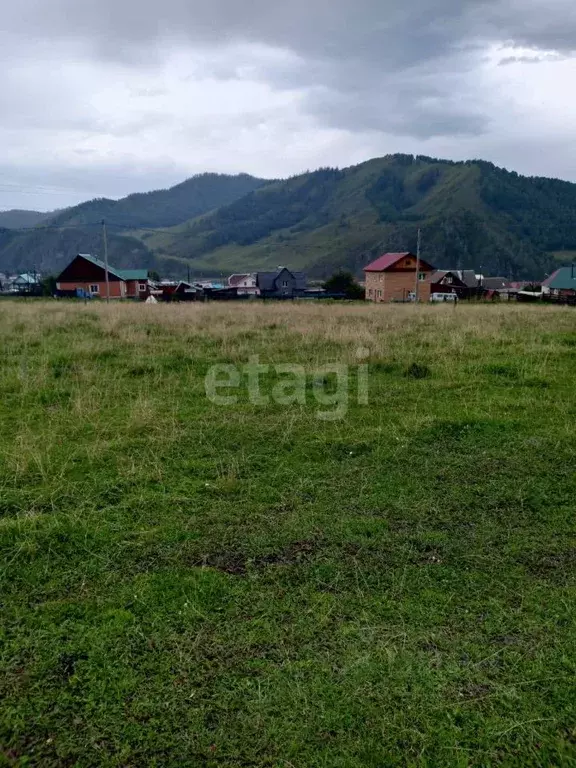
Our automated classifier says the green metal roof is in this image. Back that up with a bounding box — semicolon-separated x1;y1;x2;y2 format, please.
543;267;576;291
120;270;149;280
76;255;148;282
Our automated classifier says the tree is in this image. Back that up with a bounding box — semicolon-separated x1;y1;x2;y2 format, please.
148;270;161;282
323;271;365;300
42;275;57;296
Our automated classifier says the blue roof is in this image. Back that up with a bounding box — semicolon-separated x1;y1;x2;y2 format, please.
13;273;40;284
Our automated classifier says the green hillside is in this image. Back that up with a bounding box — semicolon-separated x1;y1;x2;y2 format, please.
0;226;161;277
3;156;576;279
0;210;54;230
140;155;576;279
0;173;267;276
48;173;268;230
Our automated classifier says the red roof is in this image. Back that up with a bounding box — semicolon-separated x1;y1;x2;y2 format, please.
364;252;412;272
364;252;435;272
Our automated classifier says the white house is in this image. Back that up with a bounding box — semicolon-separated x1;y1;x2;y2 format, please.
228;273;260;296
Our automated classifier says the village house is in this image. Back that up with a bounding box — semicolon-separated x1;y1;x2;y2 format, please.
542;267;576;298
56;254;153;299
256;268;307;299
428;270;469;299
228;273;260;296
10;273;42;294
364;252;435;302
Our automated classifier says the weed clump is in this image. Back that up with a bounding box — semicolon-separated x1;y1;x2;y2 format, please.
405;362;431;379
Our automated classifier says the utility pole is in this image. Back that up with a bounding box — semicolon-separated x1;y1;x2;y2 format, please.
102;220;110;303
414;228;422;302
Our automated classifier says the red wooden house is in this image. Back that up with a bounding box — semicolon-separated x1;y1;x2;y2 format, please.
56;254;151;299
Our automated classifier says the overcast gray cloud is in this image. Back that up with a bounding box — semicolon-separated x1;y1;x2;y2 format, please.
1;0;576;210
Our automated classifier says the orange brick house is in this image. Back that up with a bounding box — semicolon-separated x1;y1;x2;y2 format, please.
56;254;151;299
364;252;435;303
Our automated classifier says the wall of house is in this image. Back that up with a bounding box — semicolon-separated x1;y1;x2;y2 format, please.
125;280;149;299
430;281;467;298
365;269;432;302
57;280;125;298
274;270;297;297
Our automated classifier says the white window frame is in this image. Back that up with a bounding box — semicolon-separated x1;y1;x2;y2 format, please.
418;272;427;282
89;284;99;294
138;282;147;291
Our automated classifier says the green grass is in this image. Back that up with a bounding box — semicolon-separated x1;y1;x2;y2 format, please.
1;301;576;766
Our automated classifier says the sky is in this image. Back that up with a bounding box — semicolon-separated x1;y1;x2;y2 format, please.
2;0;576;211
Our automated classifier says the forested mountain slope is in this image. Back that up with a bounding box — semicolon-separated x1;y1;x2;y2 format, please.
0;173;267;275
142;155;576;279
0;210;55;230
3;156;576;279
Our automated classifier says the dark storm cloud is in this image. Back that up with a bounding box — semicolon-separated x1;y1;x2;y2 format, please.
0;0;540;138
5;0;574;139
2;0;576;208
8;0;576;64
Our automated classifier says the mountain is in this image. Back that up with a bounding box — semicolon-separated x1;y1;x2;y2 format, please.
0;172;268;276
139;155;576;279
0;210;55;229
0;224;162;277
3;156;576;279
47;173;269;230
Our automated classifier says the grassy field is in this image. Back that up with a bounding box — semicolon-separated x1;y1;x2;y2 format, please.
1;301;576;767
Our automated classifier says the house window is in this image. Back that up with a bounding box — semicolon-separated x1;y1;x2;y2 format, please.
444;276;453;284
138;283;147;291
378;290;382;298
90;284;99;294
405;260;411;266
418;273;427;281
368;289;373;297
282;281;289;287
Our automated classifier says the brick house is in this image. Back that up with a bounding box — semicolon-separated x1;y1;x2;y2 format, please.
56;254;152;299
364;252;435;303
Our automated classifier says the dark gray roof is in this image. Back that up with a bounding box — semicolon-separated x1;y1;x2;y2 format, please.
292;272;307;290
257;269;307;291
256;272;277;291
482;277;510;290
429;270;449;283
429;270;469;286
455;269;479;288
